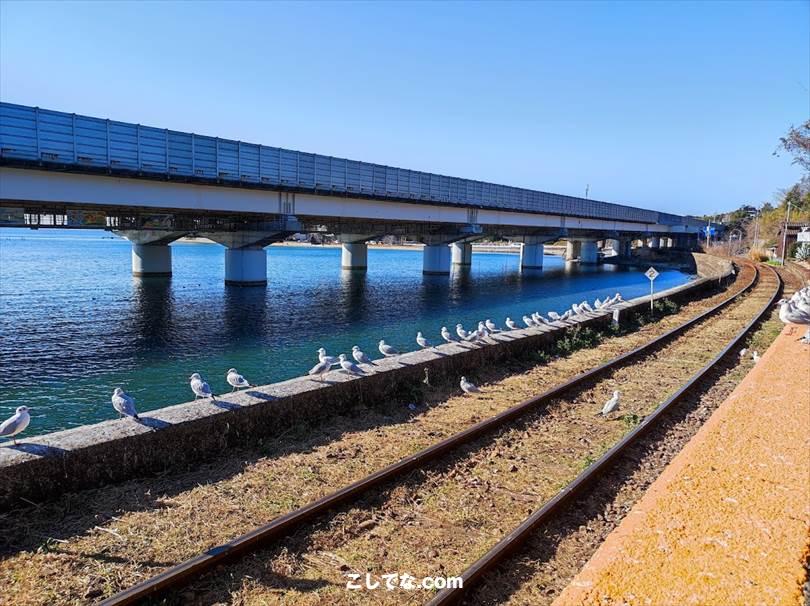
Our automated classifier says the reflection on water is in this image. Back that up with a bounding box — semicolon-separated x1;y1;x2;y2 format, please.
0;229;694;435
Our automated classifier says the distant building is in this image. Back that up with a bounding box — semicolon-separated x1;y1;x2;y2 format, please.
776;222;810;258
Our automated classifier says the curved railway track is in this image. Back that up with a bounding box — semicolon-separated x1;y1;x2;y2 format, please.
428;263;782;606
99;261;779;605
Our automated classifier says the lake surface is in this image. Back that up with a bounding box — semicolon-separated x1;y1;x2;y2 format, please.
0;229;694;436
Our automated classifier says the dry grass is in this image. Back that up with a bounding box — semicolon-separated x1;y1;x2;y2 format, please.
0;265;760;605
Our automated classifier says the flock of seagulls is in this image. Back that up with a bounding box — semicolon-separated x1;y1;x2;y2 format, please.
25;283;803;444
778;285;810;344
1;293;628;445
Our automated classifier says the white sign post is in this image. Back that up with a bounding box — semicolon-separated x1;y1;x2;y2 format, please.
645;267;659;313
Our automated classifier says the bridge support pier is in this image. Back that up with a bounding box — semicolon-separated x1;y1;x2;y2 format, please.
519;240;544;269
565;240;581;261
423;243;452;275
341;242;368;270
206;230;285;286
338;234;376;271
132;244;173;277
117;230;187;277
451;242;473;266
225;248;267;286
580;240;598;264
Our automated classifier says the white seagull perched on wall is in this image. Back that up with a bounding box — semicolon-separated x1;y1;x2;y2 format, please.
111;388;139;420
308;359;332;382
548;311;561;321
456;324;469;340
378;340;399;357
352;345;375;365
477;321;491;339
226;368;253;391
594;297;603;309
505;317;517;330
317;348;340;367
523;315;535;328
0;406;31;445
571;303;583;316
485;319;499;332
441;327;457;344
560;310;574;321
190;373;216;401
460;376;480;394
580;300;594;313
339;353;365;376
416;331;431;349
601;391;620;416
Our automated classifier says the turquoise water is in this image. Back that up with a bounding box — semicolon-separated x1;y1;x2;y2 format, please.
0;229;694;436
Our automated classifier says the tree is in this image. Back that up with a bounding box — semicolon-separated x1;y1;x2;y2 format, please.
775;120;810;172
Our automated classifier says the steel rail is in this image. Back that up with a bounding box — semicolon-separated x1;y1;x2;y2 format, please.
101;262;762;606
427;264;781;606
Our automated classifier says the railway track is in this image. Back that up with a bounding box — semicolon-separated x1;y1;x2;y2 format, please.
428;263;782;606
93;261;782;605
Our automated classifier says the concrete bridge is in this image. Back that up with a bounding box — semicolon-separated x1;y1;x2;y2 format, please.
0;102;704;285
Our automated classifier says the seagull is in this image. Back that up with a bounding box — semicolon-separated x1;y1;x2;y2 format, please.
560;310;573;321
752;351;760;363
533;313;550;325
601;390;620;416
352;345;375;365
441;326;457;343
571;303;583;316
477;321;491;339
456;324;469;340
308;359;332;381
485;319;499;332
226;368;253;392
739;348;748;358
580;300;594;313
548;311;561;321
0;406;31;445
594;297;603;309
465;328;482;343
111;388;139;420
505;317;518;330
460;376;480;394
523;315;535;328
190;373;216;401
379;340;399;357
317;347;340;367
416;331;431;349
339;353;365;376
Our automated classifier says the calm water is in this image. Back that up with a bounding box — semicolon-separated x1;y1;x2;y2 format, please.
0;229;694;436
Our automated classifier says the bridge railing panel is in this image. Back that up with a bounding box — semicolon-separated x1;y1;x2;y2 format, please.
0;102;696;227
0;104;38;160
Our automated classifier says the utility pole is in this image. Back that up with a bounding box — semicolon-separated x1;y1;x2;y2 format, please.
585;184;590;199
780;199;793;266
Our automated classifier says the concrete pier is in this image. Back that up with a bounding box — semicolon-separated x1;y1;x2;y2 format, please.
423;243;452;275
117;230;186;277
341;242;368;270
224;248;267;286
565;240;582;261
131;244;172;277
580;240;598;264
519;241;544;269
451;241;473;266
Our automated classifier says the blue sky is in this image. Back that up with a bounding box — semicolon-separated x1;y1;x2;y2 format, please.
1;1;807;216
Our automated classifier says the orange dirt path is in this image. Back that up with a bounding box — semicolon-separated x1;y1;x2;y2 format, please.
554;323;810;606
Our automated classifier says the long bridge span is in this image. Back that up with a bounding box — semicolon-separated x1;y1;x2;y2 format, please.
0;102;703;284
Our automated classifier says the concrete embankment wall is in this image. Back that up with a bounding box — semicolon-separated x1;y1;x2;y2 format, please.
0;254;732;510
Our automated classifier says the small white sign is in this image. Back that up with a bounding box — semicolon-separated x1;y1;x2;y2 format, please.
645;267;659;281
